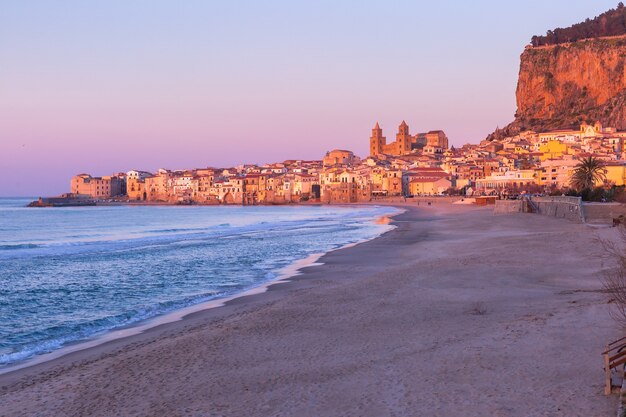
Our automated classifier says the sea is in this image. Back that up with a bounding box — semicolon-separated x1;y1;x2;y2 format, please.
0;198;400;369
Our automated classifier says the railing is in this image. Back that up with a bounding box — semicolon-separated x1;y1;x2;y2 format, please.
520;195;538;213
603;336;626;395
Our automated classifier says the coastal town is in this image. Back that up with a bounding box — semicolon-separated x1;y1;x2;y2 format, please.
6;2;626;416
61;120;626;205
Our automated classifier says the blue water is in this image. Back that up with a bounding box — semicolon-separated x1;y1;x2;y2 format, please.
0;198;399;367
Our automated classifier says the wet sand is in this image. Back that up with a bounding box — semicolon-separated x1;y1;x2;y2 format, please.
0;204;619;416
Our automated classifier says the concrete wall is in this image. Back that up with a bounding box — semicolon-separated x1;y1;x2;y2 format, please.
495;196;584;223
530;196;584;223
495;197;626;224
583;203;626;224
494;200;526;214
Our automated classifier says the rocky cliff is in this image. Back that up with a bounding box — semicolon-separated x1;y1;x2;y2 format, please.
489;35;626;140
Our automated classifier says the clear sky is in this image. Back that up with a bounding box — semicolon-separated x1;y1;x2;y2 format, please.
0;0;621;196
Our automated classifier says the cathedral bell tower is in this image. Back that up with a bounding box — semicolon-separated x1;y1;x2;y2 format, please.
396;120;411;154
370;122;386;157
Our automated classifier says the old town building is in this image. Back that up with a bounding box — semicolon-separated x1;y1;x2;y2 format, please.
69;121;626;204
370;121;449;158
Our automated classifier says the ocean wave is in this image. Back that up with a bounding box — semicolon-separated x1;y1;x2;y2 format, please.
0;217;368;259
141;227;203;234
0;243;40;250
0;290;223;366
0;204;401;368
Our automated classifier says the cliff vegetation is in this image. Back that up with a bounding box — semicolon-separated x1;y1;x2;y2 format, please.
531;3;626;47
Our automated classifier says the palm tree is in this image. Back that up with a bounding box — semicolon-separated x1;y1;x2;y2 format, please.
570;156;607;191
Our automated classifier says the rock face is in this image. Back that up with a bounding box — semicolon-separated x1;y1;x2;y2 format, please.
489;36;626;140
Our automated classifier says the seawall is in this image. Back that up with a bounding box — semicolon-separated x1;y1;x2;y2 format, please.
493;200;527;214
494;196;626;224
583;203;626;224
531;196;584;223
495;196;584;223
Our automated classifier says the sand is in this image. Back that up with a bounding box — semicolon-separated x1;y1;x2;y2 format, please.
0;204;620;417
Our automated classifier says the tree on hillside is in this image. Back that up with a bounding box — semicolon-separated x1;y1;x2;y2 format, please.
531;3;626;46
570;156;607;191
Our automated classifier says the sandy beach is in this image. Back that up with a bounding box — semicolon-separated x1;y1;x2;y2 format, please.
0;204;619;416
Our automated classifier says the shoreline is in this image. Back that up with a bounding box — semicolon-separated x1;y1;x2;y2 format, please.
0;206;404;376
0;203;618;416
22;195;459;208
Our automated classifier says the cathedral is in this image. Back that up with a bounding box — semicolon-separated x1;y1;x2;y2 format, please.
369;121;448;157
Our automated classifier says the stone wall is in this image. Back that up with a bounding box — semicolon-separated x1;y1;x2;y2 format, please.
494;200;526;214
583;203;626;224
530;196;584;223
494;196;584;223
495;197;626;224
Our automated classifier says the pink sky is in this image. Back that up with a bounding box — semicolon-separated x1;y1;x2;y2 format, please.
0;0;619;196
